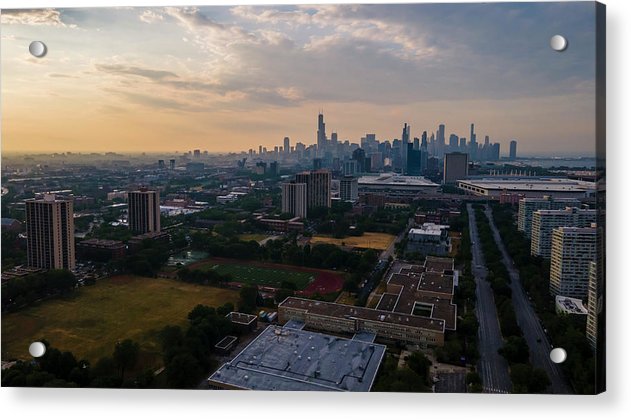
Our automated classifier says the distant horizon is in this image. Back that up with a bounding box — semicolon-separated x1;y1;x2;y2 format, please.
2;3;598;155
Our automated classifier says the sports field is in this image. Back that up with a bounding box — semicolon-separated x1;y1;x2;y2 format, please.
310;232;396;251
1;275;238;365
197;260;315;289
189;258;345;294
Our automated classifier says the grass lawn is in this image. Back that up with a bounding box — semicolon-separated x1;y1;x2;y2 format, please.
1;275;238;366
310;232;396;251
198;261;315;290
238;234;270;243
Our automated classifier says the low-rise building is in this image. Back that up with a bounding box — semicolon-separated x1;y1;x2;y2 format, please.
406;224;451;256
77;238;126;261
279;257;457;348
208;324;386;391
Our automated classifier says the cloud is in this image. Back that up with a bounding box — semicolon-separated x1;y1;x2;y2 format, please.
0;9;76;27
139;10;164;24
95;64;177;81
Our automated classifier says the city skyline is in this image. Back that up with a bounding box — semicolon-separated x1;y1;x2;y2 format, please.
1;3;597;155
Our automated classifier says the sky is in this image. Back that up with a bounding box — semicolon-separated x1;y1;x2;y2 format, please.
1;2;598;156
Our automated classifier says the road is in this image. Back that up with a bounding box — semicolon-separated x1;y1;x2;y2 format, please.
467;204;512;394
483;205;572;394
379;217;414;261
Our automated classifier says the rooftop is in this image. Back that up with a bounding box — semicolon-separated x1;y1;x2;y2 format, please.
208;325;386;391
227;312;257;325
555;296;588;315
358;173;438;187
280;297;446;332
458;177;595;192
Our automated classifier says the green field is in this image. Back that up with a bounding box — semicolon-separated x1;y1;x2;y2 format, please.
199;261;315;290
1;275;239;365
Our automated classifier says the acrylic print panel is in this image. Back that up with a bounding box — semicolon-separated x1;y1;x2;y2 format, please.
0;2;605;394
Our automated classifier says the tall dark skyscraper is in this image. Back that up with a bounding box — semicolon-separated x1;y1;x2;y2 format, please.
283;137;290;155
25;195;75;270
317;112;327;156
469;123;478;160
128;188;161;235
436;124;446;158
406;143;421;176
401;123;410;173
449;134;459;152
510;140;518;160
413;137;420;150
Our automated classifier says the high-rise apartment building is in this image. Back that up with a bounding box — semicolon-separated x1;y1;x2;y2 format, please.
295;170;332;209
509;140;517;160
586;260;601;350
25;194;75;270
549;226;597;299
128;188;161;234
517;196;581;238
531;207;596;258
340;176;359;202
443;152;469;184
281;182;307;218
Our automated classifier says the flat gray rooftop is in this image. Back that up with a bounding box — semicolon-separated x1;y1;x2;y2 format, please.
208;325;386;391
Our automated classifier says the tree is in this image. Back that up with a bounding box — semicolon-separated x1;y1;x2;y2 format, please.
113;339;139;379
342;278;358;294
498;336;530;364
406;352;431;384
239;285;259;313
165;353;203;389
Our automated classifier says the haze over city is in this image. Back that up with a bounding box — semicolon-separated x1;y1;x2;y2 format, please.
1;3;596;156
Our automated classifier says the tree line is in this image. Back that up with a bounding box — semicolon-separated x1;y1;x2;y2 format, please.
474;206;550;393
490;203;595;394
2;302;239;389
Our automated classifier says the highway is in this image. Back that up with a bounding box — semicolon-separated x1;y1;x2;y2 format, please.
467;204;512;394
483;205;572;394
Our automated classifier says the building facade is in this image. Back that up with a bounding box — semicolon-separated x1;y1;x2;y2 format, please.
295;170;332;209
340;176;359;202
443;152;468;184
517;196;581;238
25;195;75;270
530;207;596;258
128;188;161;234
549;226;597;299
281;182;307;218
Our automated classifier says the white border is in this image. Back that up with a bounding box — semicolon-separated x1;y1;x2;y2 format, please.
1;0;630;420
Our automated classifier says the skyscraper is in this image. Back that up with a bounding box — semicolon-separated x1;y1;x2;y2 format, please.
448;134;459;152
406;143;421;176
284;137;290;155
509;140;518;160
469;123;477;161
436;124;445;158
128;188;161;234
317;112;327;156
281;182;307;218
401;123;410;173
295;170;332;209
443;152;469;184
25;195;75;270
